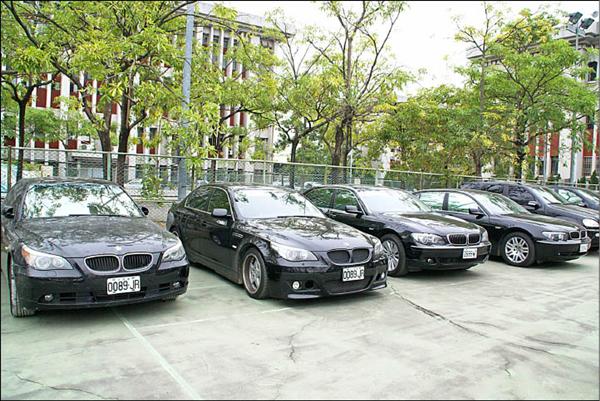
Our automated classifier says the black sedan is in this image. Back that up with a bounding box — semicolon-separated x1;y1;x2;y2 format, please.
461;181;599;249
415;189;591;267
1;178;189;317
166;184;387;299
550;185;599;211
303;185;491;276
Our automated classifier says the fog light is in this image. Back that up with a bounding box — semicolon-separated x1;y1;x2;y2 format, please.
43;294;54;302
292;281;301;290
426;258;435;265
173;281;181;289
378;272;386;280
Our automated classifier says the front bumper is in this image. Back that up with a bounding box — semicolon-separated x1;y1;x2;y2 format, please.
265;259;387;299
407;242;491;271
535;238;592;262
586;230;599;249
13;262;189;311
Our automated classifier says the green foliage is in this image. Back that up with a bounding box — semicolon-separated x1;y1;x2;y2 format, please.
590;170;599;185
578;176;587;185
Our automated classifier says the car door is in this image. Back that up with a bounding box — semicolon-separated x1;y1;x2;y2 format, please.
327;189;377;234
179;187;212;263
304;187;335;214
203;188;237;271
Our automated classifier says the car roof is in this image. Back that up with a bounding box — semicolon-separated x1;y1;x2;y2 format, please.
16;177;116;186
416;188;494;196
197;183;297;192
305;184;406;192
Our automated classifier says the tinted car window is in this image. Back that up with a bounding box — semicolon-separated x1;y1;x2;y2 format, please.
471;192;528;215
208;189;231;214
333;190;361;211
529;186;564;204
357;188;431;213
507;186;534;204
233;188;323;219
487;184;504;194
305;188;334;209
417;192;445;210
22;183;143;219
447;193;478;213
186;188;211;211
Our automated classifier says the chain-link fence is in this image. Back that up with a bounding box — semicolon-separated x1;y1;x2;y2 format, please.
2;146;599;223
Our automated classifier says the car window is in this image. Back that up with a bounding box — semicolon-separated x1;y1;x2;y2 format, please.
507;186;534;204
357;188;432;213
487;184;504;194
208;189;231;214
471;192;528;215
417;192;445;210
233;188;323;219
305;188;334;209
185;187;211;212
447;193;478;213
333;189;361;212
556;188;583;205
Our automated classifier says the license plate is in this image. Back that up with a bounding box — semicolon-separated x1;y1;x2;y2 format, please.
107;276;141;295
342;266;364;282
462;248;477;259
580;243;589;253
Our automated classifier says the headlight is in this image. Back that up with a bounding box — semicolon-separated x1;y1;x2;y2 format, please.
582;218;599;229
481;230;489;243
410;233;446;246
271;242;317;261
542;232;569;241
21;245;73;270
162;239;186;262
373;238;384;260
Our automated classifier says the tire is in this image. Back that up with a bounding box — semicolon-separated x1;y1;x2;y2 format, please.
381;233;408;277
241;248;269;299
7;257;35;317
501;232;535;267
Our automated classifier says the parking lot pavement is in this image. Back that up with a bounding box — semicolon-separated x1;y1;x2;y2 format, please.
1;253;598;400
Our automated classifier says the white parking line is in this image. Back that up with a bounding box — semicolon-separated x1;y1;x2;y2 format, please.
113;309;202;400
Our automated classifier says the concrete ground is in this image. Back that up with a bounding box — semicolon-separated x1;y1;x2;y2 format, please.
1;252;598;400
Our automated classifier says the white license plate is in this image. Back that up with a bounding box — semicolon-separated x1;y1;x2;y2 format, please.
342;266;364;282
462;248;477;259
580;243;589;253
107;276;141;295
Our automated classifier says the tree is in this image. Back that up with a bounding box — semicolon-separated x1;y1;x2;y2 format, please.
3;1;195;182
307;1;408;180
470;10;597;179
1;3;55;180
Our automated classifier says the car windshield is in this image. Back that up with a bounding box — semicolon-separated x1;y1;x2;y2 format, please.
22;183;144;219
530;186;567;205
233;188;324;219
576;188;600;204
357;188;432;213
471;192;528;215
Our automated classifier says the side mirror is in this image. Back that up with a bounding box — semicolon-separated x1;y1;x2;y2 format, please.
141;206;149;216
345;205;362;215
2;206;14;219
468;207;485;218
527;201;540;209
211;208;229;218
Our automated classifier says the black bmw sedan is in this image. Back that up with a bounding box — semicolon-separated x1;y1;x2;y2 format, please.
461;181;599;249
550;185;599;211
166;184;387;299
415;189;591;267
1;178;189;317
303;185;491;276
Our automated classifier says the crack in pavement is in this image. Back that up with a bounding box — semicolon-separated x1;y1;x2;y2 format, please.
287;319;318;364
14;374;117;400
525;336;578;349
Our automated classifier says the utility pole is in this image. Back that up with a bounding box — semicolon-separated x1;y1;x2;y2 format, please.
177;2;195;201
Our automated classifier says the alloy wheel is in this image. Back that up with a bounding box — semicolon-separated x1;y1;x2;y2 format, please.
505;236;530;264
382;239;400;272
244;254;262;293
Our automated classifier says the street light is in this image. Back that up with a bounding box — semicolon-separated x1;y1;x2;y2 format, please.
566;11;596;184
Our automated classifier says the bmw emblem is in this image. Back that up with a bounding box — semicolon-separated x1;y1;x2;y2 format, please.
115;245;123;251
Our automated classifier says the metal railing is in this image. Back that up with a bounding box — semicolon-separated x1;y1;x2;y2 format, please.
2;146;598;222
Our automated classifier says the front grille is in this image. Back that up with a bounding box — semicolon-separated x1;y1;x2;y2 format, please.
85;256;119;271
448;234;467;245
468;233;480;244
570;231;580;240
328;250;350;264
123;254;152;270
324;278;370;294
351;249;370;263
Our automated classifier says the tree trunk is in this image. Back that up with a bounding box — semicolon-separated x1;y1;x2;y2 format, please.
16;101;27;181
330;123;345;184
515;147;526;180
116;92;132;185
289;139;299;188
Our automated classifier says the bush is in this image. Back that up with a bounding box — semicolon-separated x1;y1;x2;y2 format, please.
590;170;599;185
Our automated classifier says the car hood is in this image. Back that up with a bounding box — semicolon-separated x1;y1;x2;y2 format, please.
241;217;376;251
503;213;583;231
546;204;599;222
15;216;178;257
376;212;481;235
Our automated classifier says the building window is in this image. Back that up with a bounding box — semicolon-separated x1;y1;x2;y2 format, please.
551;156;559;176
583;156;593;176
588;61;598;82
202;33;209;46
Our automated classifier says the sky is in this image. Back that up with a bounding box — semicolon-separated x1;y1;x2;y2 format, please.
217;0;599;96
